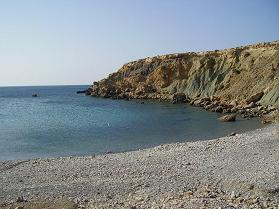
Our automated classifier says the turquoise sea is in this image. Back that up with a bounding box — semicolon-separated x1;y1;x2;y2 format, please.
0;85;264;160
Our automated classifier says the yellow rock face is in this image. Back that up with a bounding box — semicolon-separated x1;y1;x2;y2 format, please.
89;41;279;107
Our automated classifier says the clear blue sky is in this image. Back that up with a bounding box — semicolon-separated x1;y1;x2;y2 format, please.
0;0;278;86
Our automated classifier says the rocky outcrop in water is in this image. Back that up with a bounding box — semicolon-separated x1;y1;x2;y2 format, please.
87;41;279;117
219;114;237;122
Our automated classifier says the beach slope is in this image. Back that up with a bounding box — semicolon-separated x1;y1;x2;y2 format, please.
0;126;279;208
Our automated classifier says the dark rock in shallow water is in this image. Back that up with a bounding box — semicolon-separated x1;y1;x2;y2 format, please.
219;114;237;122
172;93;187;104
228;132;236;136
215;106;223;113
76;90;90;94
32;94;38;97
76;89;92;95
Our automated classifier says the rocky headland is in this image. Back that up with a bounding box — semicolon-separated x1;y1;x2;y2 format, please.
87;41;279;120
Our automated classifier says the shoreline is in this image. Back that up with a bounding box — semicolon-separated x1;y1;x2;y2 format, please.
0;112;265;162
87;92;279;120
1;125;278;208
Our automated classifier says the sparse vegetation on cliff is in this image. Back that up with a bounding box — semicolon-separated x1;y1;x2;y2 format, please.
87;41;279;119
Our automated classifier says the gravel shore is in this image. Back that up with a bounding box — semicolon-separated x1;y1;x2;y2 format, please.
0;125;279;209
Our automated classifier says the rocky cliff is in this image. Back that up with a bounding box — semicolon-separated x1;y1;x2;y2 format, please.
87;41;279;117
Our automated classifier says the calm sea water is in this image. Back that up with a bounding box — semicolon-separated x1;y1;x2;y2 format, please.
0;85;264;160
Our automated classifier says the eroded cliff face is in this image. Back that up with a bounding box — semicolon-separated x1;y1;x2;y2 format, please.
88;41;279;115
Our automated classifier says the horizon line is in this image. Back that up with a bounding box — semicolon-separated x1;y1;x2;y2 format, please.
0;84;91;88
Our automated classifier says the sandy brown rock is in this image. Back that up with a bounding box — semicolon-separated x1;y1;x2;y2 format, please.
246;92;264;104
88;41;279;112
219;114;237;122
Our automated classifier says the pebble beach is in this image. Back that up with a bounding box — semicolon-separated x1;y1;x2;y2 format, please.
0;125;279;209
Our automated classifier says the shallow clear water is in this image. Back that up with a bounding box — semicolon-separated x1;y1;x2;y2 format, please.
0;85;264;160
